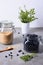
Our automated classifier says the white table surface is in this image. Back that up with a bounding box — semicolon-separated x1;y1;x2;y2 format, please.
0;28;43;65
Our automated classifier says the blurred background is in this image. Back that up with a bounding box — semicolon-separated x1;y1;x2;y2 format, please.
0;0;43;28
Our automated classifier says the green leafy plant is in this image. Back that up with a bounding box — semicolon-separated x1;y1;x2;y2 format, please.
20;54;33;62
19;6;38;23
20;53;37;62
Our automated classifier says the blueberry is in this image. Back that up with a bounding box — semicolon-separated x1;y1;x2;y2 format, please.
18;50;22;53
32;34;38;37
10;52;12;54
22;52;25;54
10;55;13;56
17;54;19;56
9;54;11;56
5;55;7;58
26;34;30;37
18;32;20;34
23;35;24;37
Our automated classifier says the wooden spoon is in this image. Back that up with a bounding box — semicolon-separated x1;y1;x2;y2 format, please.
0;47;13;52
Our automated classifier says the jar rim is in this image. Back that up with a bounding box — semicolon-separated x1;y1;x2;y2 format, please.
0;20;13;24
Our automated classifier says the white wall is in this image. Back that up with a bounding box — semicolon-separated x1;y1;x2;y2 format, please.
0;0;43;28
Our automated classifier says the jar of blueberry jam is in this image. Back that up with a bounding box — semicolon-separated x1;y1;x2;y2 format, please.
24;34;39;52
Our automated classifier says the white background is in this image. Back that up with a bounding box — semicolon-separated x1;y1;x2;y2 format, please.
0;0;43;28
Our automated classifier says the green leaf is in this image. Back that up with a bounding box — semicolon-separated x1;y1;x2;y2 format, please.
19;6;38;23
20;54;33;62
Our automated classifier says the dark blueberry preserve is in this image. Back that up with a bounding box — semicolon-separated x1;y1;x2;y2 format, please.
24;34;39;52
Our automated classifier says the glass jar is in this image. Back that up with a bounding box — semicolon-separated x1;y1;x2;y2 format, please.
0;20;15;45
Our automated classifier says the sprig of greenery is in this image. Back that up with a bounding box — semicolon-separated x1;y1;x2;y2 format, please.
19;6;38;23
20;54;33;62
20;53;37;62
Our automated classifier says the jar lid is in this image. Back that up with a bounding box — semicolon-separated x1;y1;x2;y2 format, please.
0;20;14;28
0;20;13;24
